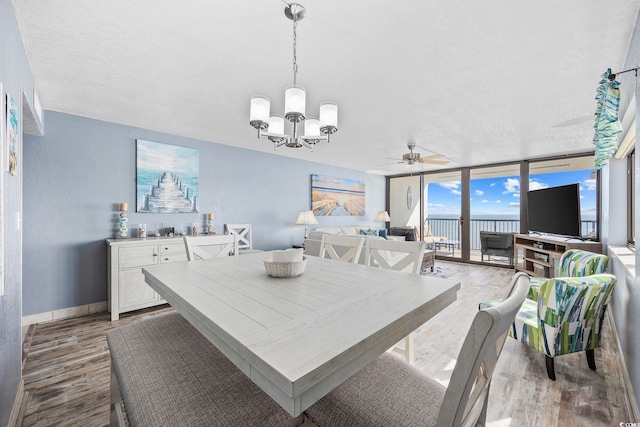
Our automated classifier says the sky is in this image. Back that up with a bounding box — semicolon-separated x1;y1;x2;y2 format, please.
426;169;596;220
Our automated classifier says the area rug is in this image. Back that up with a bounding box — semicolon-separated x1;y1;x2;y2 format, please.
421;265;450;278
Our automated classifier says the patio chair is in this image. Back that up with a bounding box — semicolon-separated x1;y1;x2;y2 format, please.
479;231;514;267
304;272;530;427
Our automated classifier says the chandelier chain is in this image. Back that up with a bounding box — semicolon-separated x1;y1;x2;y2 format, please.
292;16;298;86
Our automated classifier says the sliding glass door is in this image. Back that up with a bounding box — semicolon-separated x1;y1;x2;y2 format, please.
423;171;462;259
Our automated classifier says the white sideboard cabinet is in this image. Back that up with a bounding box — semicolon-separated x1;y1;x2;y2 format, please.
107;237;187;320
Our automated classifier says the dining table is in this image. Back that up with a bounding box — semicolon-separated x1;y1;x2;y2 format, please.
142;251;460;417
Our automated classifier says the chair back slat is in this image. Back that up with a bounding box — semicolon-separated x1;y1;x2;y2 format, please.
183;235;239;261
319;235;364;264
225;224;253;251
438;272;530;427
366;239;426;274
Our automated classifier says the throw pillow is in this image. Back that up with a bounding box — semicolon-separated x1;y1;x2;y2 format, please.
378;229;388;239
360;229;379;236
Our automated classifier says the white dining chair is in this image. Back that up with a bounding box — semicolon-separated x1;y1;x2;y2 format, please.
183;235;238;261
304;272;530;427
319;235;365;264
366;239;426;363
224;223;261;253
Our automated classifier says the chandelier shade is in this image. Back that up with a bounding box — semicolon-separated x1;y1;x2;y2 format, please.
249;3;338;151
249;96;270;130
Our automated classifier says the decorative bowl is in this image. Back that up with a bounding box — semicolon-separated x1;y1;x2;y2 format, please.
263;257;307;278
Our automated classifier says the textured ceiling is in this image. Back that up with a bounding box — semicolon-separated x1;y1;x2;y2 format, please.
11;0;640;175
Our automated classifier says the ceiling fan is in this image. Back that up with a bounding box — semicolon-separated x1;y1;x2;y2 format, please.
376;141;450;167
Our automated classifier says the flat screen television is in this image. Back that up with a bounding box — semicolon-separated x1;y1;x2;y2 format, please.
527;183;582;238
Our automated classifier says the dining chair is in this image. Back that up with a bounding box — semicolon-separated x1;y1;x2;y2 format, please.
224;223;261;253
366;239;426;364
183;235;238;261
319;234;365;264
304;272;530;427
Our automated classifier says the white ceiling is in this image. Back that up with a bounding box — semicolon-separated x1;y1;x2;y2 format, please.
12;0;640;175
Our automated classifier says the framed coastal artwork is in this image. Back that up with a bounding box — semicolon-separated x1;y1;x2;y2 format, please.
311;174;365;216
7;93;18;176
136;139;199;213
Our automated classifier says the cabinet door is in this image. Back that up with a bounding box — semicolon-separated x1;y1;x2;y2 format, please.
118;269;159;309
118;245;158;268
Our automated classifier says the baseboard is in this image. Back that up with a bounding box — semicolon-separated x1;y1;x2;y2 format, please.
8;378;24;427
22;301;107;326
607;309;640;421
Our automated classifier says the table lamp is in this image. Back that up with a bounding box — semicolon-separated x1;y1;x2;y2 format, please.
375;210;391;225
294;210;318;240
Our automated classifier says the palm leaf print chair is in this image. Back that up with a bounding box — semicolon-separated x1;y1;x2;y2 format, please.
484;274;616;380
528;249;609;301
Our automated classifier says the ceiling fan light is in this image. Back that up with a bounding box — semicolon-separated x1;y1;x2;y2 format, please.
285;86;306;122
250;96;270;129
319;102;338;134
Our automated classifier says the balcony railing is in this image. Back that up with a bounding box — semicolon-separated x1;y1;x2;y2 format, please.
424;218;597;251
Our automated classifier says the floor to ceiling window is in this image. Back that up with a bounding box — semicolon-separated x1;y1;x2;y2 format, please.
387;154;598;266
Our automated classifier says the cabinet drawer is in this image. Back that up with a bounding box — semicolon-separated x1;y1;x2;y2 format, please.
160;242;186;254
160;252;188;263
118;246;158;269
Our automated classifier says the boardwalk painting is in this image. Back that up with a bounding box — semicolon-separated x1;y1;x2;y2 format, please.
136;140;199;213
311;174;365;216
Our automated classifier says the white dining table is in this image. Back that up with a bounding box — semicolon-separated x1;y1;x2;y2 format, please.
142;251;460;417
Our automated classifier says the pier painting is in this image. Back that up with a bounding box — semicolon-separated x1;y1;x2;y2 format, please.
136;140;199;213
311;174;365;216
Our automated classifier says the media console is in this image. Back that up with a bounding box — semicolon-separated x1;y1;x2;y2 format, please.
513;233;602;278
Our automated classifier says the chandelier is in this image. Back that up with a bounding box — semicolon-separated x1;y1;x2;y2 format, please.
249;3;338;151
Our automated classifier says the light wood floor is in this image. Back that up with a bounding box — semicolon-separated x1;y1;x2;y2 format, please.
18;262;630;426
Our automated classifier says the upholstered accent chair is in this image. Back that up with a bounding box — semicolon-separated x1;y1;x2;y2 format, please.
528;249;609;301
482;274;616;380
304;272;530;427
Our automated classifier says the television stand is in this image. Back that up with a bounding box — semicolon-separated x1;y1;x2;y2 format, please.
513;234;602;278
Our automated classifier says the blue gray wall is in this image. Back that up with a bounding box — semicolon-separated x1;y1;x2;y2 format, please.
22;111;385;315
606;9;640;413
0;0;37;423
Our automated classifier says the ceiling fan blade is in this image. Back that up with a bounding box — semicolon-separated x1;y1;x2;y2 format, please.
420;154;446;160
418;159;449;165
373;161;405;167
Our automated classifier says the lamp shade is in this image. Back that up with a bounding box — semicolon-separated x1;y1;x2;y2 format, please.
250;96;270;123
285;86;306;119
319;102;338;129
304;117;321;137
268;115;285;134
294;210;318;225
375;211;391;222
